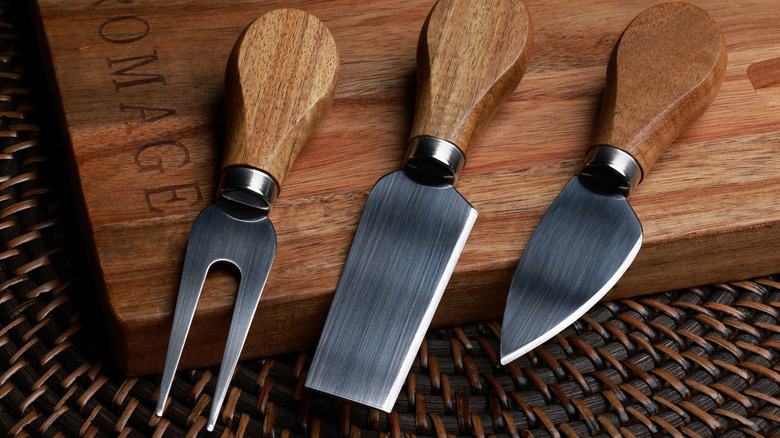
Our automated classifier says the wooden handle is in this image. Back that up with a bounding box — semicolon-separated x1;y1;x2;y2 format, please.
410;0;533;156
223;9;339;188
591;2;727;178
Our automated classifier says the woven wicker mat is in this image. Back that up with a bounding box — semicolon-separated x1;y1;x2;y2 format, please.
2;3;780;438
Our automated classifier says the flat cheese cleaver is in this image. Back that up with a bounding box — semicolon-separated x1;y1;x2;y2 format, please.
155;9;338;431
306;0;533;411
500;2;727;365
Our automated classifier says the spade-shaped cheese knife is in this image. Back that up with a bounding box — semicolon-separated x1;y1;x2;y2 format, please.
306;0;532;412
500;2;727;365
154;9;339;431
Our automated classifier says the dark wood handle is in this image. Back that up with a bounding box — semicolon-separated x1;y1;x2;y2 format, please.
223;9;339;187
410;0;533;156
591;2;727;178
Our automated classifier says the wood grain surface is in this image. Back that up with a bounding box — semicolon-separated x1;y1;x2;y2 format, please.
32;0;780;375
410;0;532;154
223;8;339;187
592;2;727;177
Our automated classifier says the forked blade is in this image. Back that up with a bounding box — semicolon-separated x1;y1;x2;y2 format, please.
155;200;276;427
306;170;477;411
500;176;643;365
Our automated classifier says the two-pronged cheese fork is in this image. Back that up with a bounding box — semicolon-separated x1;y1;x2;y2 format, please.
154;9;338;431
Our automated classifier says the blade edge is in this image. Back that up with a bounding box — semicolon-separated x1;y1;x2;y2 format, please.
381;207;477;411
500;234;642;365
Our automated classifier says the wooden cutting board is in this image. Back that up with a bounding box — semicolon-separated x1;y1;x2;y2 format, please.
32;0;780;375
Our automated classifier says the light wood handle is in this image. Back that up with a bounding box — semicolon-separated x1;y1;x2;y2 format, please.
223;9;339;187
410;0;533;156
591;2;727;178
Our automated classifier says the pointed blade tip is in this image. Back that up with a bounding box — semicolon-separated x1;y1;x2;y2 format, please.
499;339;533;366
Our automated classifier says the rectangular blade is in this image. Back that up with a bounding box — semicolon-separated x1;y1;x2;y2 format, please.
306;170;477;411
500;176;643;364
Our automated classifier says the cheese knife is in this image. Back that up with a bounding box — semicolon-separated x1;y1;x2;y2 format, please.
154;9;338;431
500;2;727;365
306;0;532;411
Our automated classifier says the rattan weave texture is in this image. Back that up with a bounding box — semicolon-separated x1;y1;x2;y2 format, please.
1;2;780;437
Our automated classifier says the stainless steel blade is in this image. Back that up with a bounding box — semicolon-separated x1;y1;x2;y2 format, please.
305;170;477;411
155;200;276;428
500;176;642;365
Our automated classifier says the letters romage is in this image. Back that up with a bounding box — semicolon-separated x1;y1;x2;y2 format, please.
94;1;203;213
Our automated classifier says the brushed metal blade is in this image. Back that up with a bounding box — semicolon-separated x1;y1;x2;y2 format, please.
306;170;477;411
155;200;276;428
500;176;642;365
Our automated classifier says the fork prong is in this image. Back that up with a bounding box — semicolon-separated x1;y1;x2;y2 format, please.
206;255;274;431
155;234;213;416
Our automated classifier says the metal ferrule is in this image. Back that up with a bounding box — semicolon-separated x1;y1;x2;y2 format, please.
403;136;466;183
581;145;642;197
217;166;279;212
